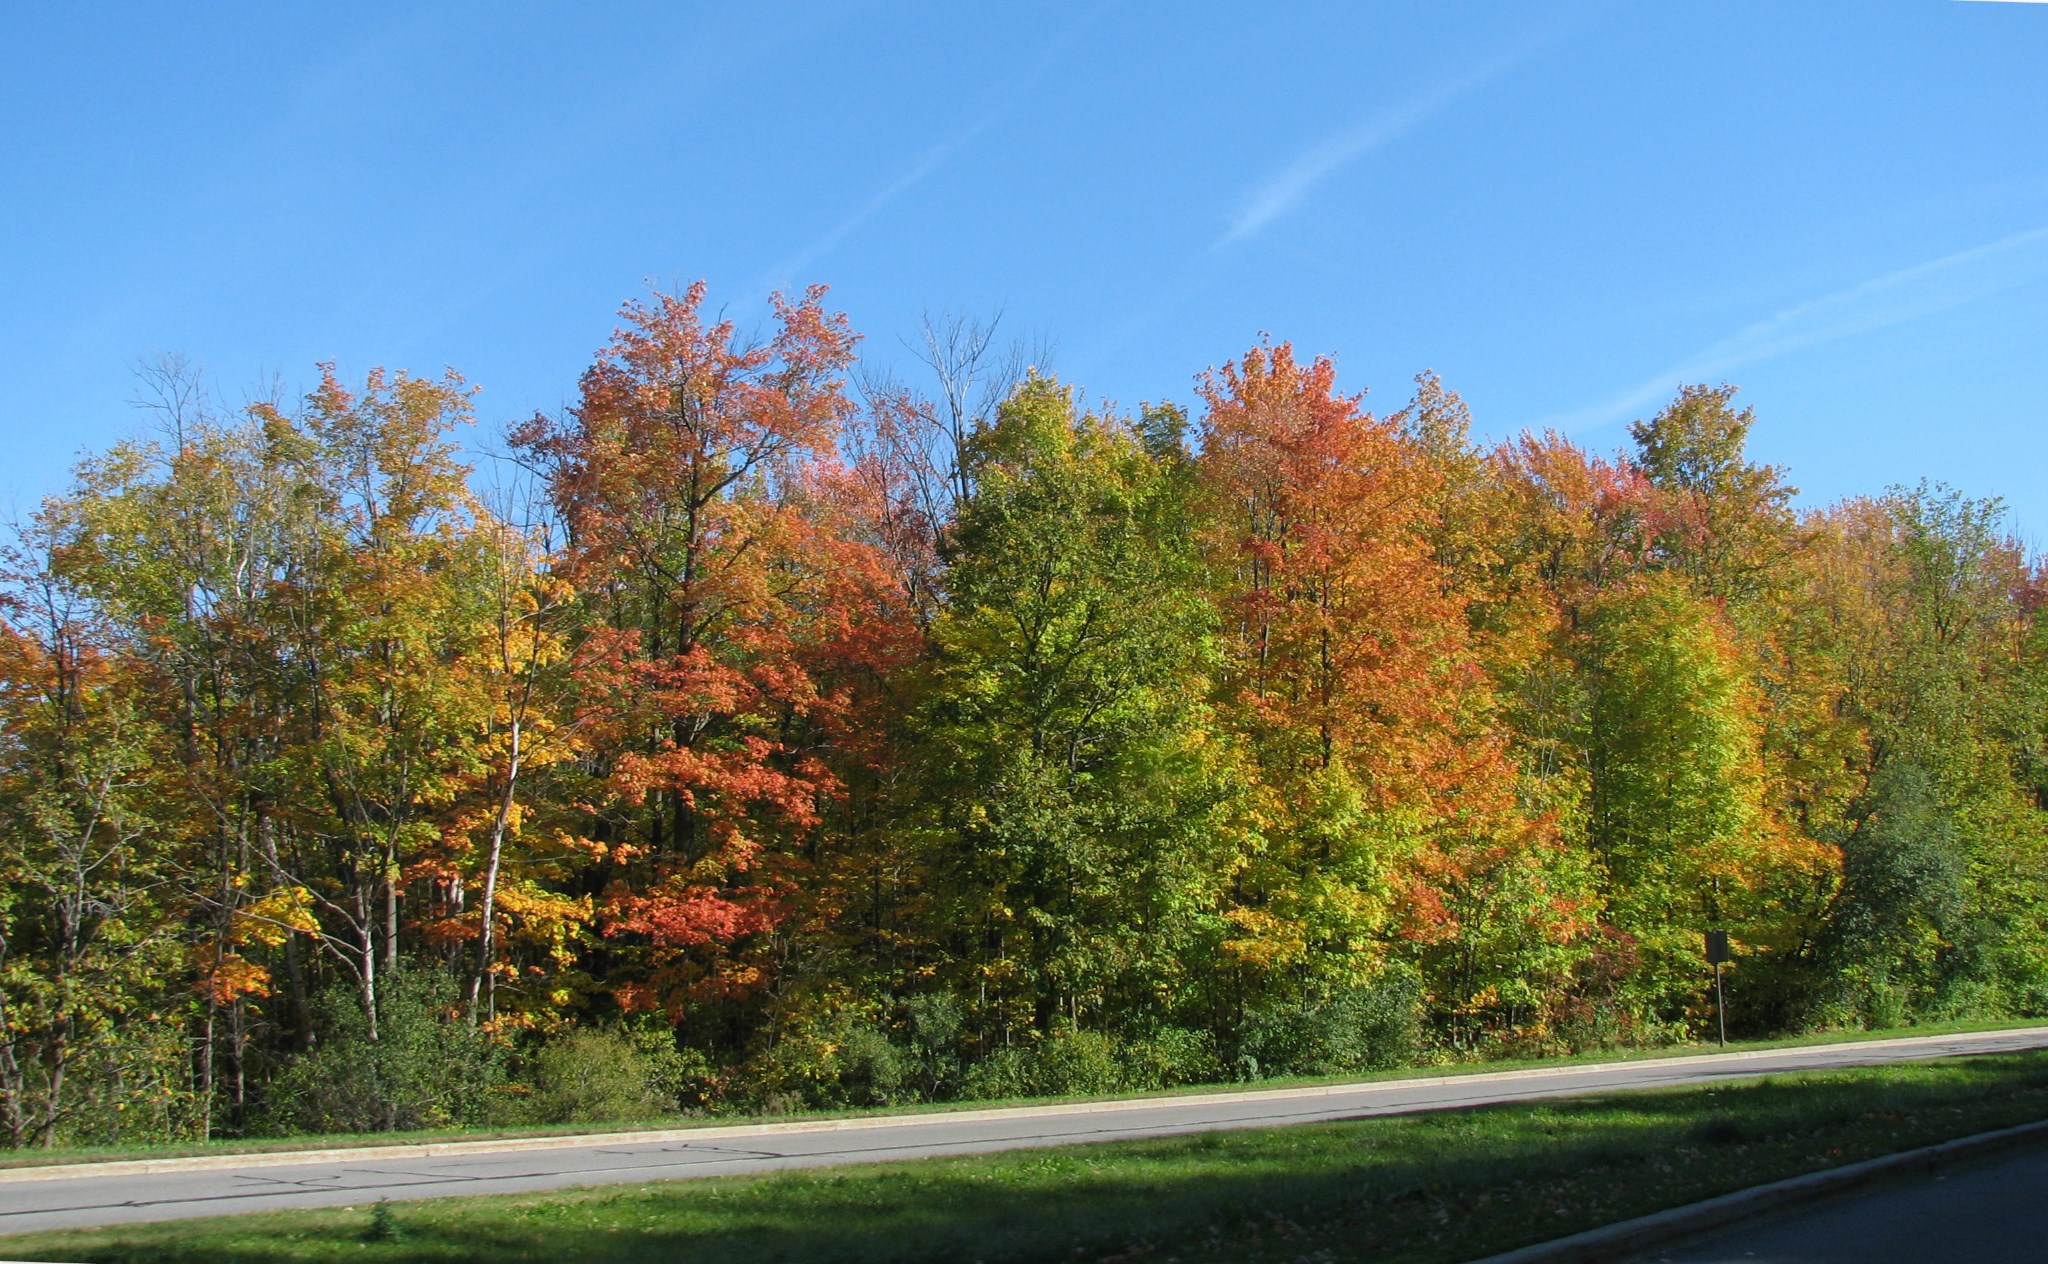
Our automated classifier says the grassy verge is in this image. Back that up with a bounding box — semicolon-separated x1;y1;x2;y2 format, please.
10;1049;2048;1264
3;1014;2039;1172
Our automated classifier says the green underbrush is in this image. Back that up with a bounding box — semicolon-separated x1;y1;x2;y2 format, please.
11;1048;2048;1264
1;1015;2036;1172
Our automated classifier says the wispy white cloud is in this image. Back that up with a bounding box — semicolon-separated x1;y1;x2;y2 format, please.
763;128;985;286
1539;223;2048;433
1214;33;1551;248
760;0;1124;291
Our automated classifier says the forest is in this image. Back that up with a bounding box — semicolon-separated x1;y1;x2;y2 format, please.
3;282;2043;1148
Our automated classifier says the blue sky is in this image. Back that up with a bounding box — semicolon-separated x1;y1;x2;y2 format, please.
3;2;2045;536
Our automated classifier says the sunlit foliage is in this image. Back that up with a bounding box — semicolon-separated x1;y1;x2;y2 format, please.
3;283;2043;1142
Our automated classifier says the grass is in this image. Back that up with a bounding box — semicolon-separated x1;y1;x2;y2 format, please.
3;1013;2039;1172
9;1048;2048;1264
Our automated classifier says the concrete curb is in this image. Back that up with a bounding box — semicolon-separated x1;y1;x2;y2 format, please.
1465;1116;2048;1264
0;1025;2041;1185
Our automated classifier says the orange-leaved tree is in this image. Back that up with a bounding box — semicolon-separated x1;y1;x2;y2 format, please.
513;283;914;1034
1195;342;1560;1030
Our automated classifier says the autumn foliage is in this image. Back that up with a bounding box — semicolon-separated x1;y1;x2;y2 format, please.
5;285;2047;1143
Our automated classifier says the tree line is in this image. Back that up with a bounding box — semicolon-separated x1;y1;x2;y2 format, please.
3;283;2043;1146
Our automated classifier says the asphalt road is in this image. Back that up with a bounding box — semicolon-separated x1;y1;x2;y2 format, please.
1633;1138;2048;1263
1;1027;2044;1236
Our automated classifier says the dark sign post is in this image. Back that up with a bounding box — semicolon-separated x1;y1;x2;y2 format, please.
1704;930;1732;1047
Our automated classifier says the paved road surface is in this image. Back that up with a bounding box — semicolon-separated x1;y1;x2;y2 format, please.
1;1027;2044;1236
1632;1138;2048;1263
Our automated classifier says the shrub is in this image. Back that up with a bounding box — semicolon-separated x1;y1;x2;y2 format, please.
961;1030;1126;1100
50;1010;208;1146
745;1005;895;1111
744;994;968;1110
624;1022;715;1110
899;993;964;1098
1237;970;1425;1078
259;971;503;1135
1121;1026;1222;1090
523;1026;687;1124
833;1023;915;1107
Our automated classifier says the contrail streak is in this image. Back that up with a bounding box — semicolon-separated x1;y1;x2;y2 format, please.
1537;223;2048;432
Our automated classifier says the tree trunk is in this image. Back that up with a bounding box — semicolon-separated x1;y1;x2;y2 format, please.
466;714;523;1023
358;882;380;1043
0;989;27;1149
196;1001;215;1142
384;841;401;974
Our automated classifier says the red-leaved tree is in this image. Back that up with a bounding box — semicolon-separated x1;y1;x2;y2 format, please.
514;284;914;1021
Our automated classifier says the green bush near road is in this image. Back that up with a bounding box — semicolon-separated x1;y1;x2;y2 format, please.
258;974;504;1136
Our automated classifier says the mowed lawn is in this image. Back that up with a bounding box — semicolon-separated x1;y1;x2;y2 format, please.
11;1051;2048;1264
